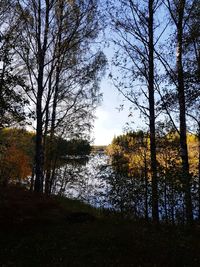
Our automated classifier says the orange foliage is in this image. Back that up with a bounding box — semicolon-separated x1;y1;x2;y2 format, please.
1;144;31;183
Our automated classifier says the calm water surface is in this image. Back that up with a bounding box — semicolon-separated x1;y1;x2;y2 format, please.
51;153;199;222
52;153;113;208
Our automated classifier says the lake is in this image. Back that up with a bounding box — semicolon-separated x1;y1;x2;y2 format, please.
51;152;199;223
51;153;113;209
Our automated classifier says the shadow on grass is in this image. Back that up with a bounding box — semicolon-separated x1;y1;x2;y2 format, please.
0;186;200;266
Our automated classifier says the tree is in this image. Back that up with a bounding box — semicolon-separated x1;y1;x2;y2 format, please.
0;1;29;129
14;0;106;193
162;0;200;222
183;1;200;220
108;0;161;222
107;131;150;220
0;128;34;186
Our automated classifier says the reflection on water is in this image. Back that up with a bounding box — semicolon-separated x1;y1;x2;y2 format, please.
52;153;199;223
52;153;112;208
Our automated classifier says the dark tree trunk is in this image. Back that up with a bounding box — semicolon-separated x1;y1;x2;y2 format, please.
164;176;168;223
198;127;200;221
30;165;35;191
34;0;50;193
45;67;60;195
45;2;63;195
144;151;149;221
176;0;193;222
34;76;44;193
148;0;159;223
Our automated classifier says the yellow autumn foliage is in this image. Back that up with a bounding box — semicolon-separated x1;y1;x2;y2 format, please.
107;131;199;178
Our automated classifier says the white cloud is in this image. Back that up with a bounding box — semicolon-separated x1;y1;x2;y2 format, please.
92;108;123;145
93;127;122;145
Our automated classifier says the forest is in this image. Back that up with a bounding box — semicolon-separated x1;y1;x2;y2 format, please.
0;0;200;266
107;131;199;223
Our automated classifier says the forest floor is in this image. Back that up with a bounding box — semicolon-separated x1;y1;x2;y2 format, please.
0;186;200;267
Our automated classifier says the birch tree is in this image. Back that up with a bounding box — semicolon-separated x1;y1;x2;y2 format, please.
108;0;161;222
15;0;106;193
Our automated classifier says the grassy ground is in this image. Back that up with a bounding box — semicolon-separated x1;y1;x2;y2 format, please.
0;186;200;267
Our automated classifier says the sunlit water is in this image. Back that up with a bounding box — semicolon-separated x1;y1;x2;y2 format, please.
52;153;113;209
51;153;199;222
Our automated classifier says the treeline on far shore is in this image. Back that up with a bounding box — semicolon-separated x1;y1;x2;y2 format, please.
106;130;200;223
0;128;91;187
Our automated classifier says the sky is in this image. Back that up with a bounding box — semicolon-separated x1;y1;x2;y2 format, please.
92;78;125;145
92;4;169;146
91;36;147;146
92;77;143;146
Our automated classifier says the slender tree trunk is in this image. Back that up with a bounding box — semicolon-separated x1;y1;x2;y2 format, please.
45;67;60;195
198;126;200;221
43;70;54;150
45;1;63;195
44;32;61;194
34;0;50;193
176;0;193;222
34;78;44;192
44;137;53;194
144;150;149;221
148;0;159;223
30;165;35;191
0;61;7;125
49;158;57;194
164;176;168;223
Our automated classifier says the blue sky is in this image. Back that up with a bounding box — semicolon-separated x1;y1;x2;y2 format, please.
92;76;144;145
92;2;169;146
91;40;146;145
92;78;126;145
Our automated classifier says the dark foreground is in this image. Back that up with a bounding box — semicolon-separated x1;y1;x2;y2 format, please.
0;186;200;267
